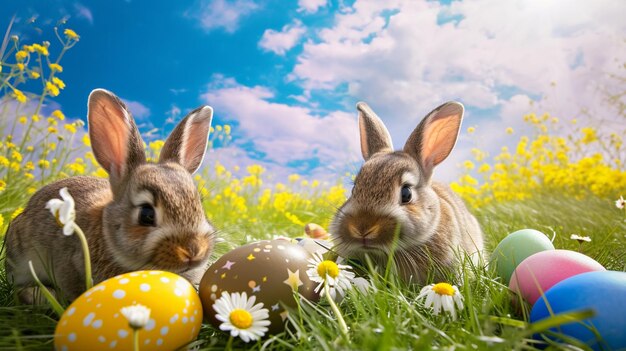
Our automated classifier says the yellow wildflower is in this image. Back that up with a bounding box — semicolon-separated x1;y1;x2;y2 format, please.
505;127;514;134
49;63;63;72
10;162;20;172
0;156;9;167
149;140;165;153
27;187;37;194
94;167;108;178
82;134;91;147
52;77;66;89
18;116;27;124
32;114;40;122
16;63;25;71
64;28;80;40
46;82;60;96
581;127;598;144
288;174;300;183
224;125;231;134
48;127;58;134
11;150;22;162
68;162;86;174
0;214;3;228
0;180;6;192
463;160;475;170
26;146;34;152
247;164;264;176
12;207;24;219
13;89;27;103
38;160;51;169
25;161;35;171
30;71;40;79
48;117;58;126
216;125;223;132
22;45;34;53
32;43;49;56
467;127;475;134
64;124;77;134
52;110;65;120
478;163;491;173
15;50;28;61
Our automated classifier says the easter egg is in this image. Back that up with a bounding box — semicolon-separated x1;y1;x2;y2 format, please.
491;229;555;284
199;240;319;335
530;271;626;350
54;271;202;351
509;250;605;305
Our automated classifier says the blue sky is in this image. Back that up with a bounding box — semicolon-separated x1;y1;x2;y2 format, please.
4;0;625;182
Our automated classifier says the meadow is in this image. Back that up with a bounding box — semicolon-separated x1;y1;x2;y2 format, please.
1;28;625;350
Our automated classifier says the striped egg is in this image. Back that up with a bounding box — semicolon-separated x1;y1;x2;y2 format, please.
54;271;202;351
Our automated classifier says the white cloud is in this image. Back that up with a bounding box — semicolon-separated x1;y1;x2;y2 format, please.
121;99;151;120
190;0;259;33
165;104;182;124
259;20;307;55
200;75;360;176
297;0;327;14
74;3;94;24
288;0;626;182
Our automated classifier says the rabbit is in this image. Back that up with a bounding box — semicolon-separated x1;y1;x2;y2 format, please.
4;89;217;303
330;101;484;284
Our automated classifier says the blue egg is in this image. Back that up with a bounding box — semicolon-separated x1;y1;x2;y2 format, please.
530;271;626;350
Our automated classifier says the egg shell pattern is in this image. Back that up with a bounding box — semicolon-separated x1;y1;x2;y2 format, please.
509;250;605;305
530;271;626;351
199;240;319;334
54;270;202;351
491;228;555;284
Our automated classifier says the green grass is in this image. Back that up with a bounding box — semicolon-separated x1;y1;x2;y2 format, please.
1;192;625;350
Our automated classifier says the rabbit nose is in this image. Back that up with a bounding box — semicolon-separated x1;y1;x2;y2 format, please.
348;220;382;239
175;239;210;265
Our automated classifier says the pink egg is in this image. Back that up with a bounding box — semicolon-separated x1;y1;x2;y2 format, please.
509;250;605;305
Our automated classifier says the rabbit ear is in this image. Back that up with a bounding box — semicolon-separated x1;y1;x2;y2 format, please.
357;102;394;160
87;89;146;188
159;106;213;174
403;102;464;180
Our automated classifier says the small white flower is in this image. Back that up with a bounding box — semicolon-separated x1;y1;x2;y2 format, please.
616;196;625;209
570;234;591;243
306;252;355;300
120;304;151;329
213;291;270;342
417;283;464;320
45;187;76;235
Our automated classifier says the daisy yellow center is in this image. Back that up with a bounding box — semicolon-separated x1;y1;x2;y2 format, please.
432;283;455;296
317;260;340;279
53;210;63;227
229;309;253;329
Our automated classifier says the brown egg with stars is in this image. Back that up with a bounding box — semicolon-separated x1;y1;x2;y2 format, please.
199;240;320;335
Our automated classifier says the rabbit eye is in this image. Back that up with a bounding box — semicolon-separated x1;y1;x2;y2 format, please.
401;185;412;204
138;204;156;226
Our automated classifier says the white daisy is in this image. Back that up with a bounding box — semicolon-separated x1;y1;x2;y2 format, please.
46;187;76;235
120;304;151;329
306;252;355;300
570;234;591;243
417;282;464;320
616;195;625;209
213;291;270;343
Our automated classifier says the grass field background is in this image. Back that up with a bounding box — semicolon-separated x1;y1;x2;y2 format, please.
1;25;625;351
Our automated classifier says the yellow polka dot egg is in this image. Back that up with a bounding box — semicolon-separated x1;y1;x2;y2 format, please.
54;271;202;351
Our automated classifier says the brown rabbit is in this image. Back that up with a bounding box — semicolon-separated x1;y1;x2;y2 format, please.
4;89;216;302
330;102;484;283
